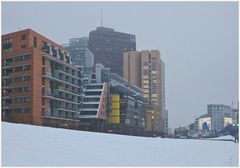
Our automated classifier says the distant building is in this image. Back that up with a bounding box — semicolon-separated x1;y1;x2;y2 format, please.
89;27;136;76
232;108;239;124
123;50;166;132
64;37;94;75
95;63;110;83
162;110;168;133
160;59;167;133
207;104;232;132
196;114;211;131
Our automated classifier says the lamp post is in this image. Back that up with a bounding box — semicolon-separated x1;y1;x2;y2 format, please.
134;114;138;136
151;111;154;137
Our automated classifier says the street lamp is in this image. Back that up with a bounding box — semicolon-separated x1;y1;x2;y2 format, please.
134;114;138;136
151;111;154;137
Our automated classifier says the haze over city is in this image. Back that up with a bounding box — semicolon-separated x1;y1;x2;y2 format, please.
2;1;238;128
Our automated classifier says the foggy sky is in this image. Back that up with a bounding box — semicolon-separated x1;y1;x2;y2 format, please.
2;2;238;129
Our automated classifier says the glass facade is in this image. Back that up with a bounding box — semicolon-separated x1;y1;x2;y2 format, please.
89;27;136;76
65;37;94;75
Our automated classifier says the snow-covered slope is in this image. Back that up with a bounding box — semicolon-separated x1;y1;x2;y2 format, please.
2;122;239;166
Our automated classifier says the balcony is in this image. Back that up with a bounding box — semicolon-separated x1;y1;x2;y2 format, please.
42;72;80;88
42;94;79;105
56;88;80;97
55;69;79;79
42;54;79;71
41;115;79;122
56;108;79;114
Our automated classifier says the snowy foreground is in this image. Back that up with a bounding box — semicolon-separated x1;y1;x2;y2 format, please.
2;122;239;166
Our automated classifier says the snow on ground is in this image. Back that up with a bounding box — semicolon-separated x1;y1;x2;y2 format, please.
2;122;239;166
210;135;235;140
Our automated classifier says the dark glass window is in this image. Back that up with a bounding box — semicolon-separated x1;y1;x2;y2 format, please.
24;54;31;60
65;55;70;63
23;65;31;71
51;46;57;57
21;34;26;40
24;76;31;81
42;41;50;53
15;56;24;62
34;36;37;48
3;38;13;52
58;49;64;60
3;58;13;66
14;76;23;82
21;45;26;48
80;111;97;115
14;66;23;72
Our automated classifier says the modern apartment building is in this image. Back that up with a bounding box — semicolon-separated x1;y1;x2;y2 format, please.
123;50;165;132
89;27;136;76
80;83;108;120
110;73;149;128
2;29;81;129
207;104;232;132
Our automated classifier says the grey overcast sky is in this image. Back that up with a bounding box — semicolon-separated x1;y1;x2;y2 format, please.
2;2;238;129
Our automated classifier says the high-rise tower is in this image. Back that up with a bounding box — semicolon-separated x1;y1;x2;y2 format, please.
89;27;136;76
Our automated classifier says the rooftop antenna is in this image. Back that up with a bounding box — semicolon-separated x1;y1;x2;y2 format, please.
101;8;103;27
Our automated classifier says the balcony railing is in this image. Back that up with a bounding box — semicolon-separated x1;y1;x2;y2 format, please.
55;69;79;79
42;72;80;88
42;94;79;105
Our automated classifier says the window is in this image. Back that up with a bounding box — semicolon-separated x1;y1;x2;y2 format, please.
42;41;50;53
13;75;31;82
3;58;13;66
24;76;31;81
65;55;70;63
14;66;23;72
23;65;31;71
3;78;12;86
58;49;64;60
24;54;31;60
15;56;24;62
21;34;26;40
143;69;149;75
14;87;23;93
34;36;37;48
21;45;26;48
13;108;31;113
3;38;13;52
51;46;57;57
13;86;31;93
14;76;23;82
81;111;97;115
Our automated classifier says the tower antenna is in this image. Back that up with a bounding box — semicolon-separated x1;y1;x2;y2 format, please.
101;8;103;27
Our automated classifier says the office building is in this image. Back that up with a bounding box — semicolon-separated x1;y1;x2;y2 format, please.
207;104;232;132
2;29;81;129
64;37;94;75
89;27;136;76
123;50;165;132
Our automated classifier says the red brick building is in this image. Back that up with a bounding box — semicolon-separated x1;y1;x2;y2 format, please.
2;29;81;128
